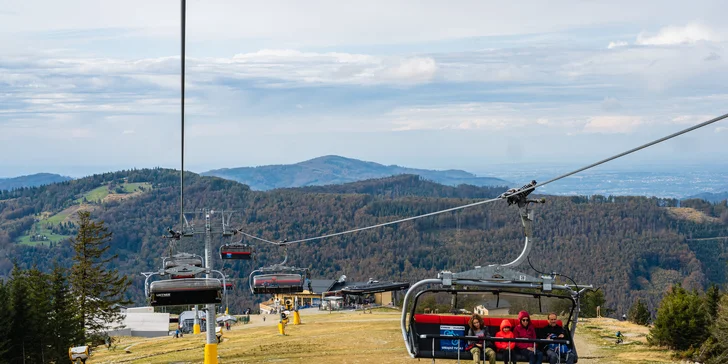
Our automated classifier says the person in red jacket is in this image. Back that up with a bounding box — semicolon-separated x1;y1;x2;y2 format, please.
513;311;543;364
495;319;516;364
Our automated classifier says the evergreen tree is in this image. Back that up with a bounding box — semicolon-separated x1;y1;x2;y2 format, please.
648;284;709;350
628;299;651;325
705;284;721;321
0;280;11;361
26;267;53;364
9;266;31;363
50;265;83;363
580;289;606;318
705;295;728;364
69;211;131;343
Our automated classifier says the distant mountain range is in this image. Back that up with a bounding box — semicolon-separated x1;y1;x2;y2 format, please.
201;155;510;190
684;190;728;203
0;173;72;191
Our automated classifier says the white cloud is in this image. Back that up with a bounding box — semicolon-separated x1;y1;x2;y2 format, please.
671;115;715;125
607;41;628;49
385;103;587;132
583;116;643;134
227;49;437;85
636;24;720;45
716;126;727;133
122;130;135;134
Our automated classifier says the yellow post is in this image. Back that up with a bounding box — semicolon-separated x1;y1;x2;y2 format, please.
293;310;301;325
193;323;201;334
204;343;218;364
277;322;286;335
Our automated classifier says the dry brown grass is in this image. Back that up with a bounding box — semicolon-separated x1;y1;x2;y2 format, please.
577;317;679;364
88;312;682;364
90;310;415;364
666;207;718;223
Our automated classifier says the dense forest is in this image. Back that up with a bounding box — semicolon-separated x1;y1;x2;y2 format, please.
1;168;727;316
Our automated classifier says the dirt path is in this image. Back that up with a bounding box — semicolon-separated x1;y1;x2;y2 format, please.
574;328;607;363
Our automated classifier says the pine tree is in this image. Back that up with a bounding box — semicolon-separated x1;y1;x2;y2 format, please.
648;284;709;350
705;284;721;321
0;280;11;362
580;289;606;318
50;266;83;363
26;267;54;364
628;299;651;325
69;211;131;343
705;295;728;364
9;266;31;363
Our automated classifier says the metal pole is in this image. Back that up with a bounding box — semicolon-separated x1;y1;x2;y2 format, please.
205;209;218;363
180;0;185;230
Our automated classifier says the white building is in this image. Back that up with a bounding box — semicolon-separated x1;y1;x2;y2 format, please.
107;306;170;338
474;299;511;317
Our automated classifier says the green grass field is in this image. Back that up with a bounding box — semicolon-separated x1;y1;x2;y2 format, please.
74;182;152;204
75;185;110;203
17;225;73;246
17;182;152;245
45;208;74;225
123;182;150;193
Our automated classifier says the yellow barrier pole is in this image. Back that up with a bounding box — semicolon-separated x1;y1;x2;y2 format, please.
204;343;218;364
293;310;301;325
193;323;201;334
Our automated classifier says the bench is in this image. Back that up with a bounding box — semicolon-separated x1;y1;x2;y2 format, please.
412;314;575;362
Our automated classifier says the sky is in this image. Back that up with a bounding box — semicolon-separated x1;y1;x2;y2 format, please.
1;0;728;179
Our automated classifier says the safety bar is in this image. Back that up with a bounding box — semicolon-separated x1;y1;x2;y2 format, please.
417;334;570;346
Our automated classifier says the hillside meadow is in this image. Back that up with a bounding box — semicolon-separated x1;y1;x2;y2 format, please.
89;309;680;364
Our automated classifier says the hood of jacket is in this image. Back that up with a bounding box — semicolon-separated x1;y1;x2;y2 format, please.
517;310;531;326
499;319;513;331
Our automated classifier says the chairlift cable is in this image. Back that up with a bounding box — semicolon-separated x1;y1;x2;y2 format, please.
238;112;728;246
527;256;580;293
179;0;186;232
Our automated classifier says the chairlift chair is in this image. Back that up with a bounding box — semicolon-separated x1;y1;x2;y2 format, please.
400;181;592;361
248;244;308;294
142;252;228;307
164;252;204;269
219;243;254;260
163;252;204;279
150;278;223;306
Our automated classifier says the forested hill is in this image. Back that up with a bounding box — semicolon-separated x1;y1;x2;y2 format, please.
201;155;509;190
0;173;72;190
0;168;726;317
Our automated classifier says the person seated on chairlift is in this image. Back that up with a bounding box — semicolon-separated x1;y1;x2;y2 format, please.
541;313;576;364
513;311;543;364
466;314;496;364
495;319;516;364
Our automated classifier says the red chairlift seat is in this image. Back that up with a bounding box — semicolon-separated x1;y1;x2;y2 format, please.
219;244;253;260
251;273;305;294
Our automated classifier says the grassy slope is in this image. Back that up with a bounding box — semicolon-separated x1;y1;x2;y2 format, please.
89;311;680;364
577;317;677;363
17;182;152;245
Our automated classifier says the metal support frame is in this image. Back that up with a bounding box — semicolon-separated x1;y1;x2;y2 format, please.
400;184;592;358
